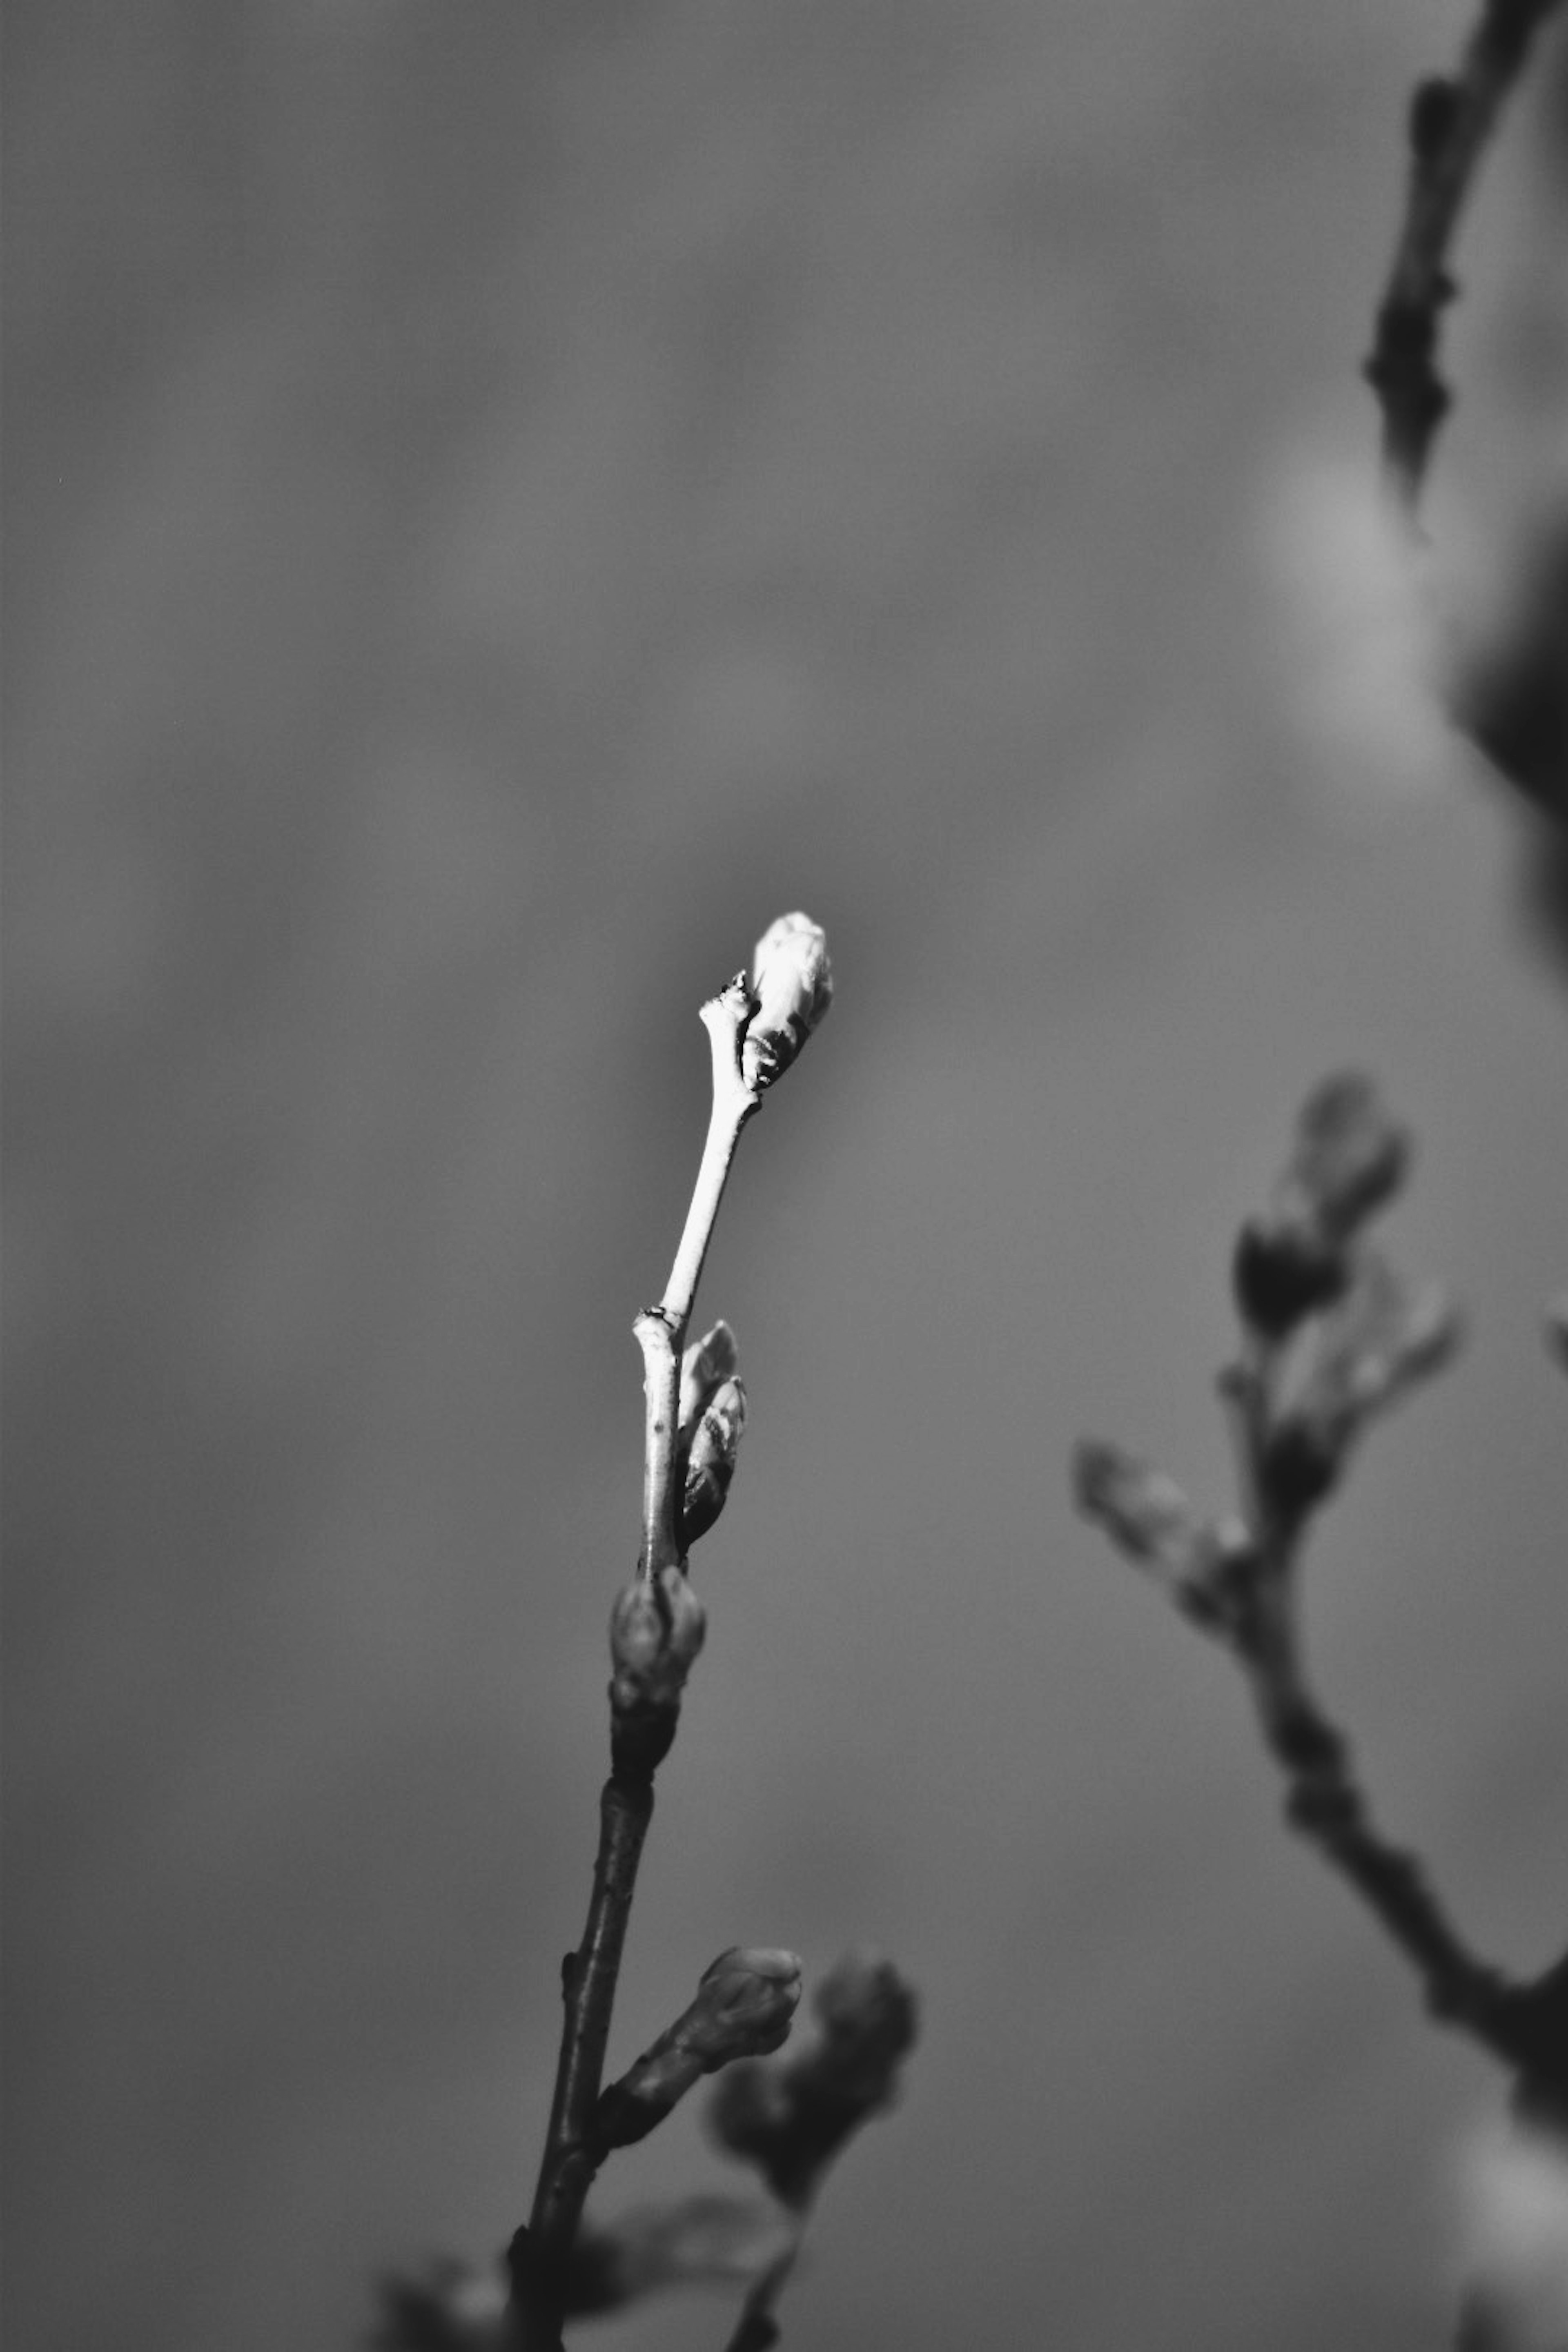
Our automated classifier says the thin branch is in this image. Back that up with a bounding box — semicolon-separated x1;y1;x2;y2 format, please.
1366;0;1565;511
1214;1348;1564;2101
1077;1076;1567;2113
635;976;759;1582
512;976;764;2350
662;976;760;1345
1216;1378;1521;2066
514;1776;656;2348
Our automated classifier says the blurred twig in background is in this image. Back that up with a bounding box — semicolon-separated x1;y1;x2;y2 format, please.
1076;1074;1568;2126
1365;0;1565;512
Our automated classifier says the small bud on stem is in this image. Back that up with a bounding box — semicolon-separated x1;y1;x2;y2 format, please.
609;1565;706;1717
594;1950;803;2153
708;1952;918;2212
681;1377;748;1546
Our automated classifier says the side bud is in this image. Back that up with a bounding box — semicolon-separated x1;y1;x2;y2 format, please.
680;1377;747;1546
679;1319;741;1437
1280;1071;1411;1245
1232;1217;1348;1340
609;1566;706;1745
1261;1254;1461;1523
742;912;833;1092
1072;1440;1228;1616
593;1949;803;2152
707;1951;918;2211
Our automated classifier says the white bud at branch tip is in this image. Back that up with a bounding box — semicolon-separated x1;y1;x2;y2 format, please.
743;913;833;1092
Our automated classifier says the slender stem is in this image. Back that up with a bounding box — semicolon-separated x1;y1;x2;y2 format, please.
1218;1356;1528;2074
632;1310;684;1582
663;975;760;1336
515;972;762;2348
1365;0;1564;510
635;975;759;1580
517;1772;655;2348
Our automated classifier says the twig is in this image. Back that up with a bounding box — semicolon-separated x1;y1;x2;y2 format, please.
1365;0;1565;511
512;976;762;2351
635;976;759;1583
706;1951;918;2350
1075;1076;1567;2115
1218;1345;1525;2070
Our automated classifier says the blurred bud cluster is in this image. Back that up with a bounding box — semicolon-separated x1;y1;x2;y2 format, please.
1233;1073;1462;1523
1077;1073;1463;1628
707;1951;919;2212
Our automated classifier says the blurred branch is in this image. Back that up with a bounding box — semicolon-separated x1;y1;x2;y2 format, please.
1075;1076;1568;2115
1365;0;1564;511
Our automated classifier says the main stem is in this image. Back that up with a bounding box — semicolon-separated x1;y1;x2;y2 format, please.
517;1772;655;2349
516;978;760;2349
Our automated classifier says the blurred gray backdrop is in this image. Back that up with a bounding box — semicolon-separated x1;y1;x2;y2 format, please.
7;5;1567;2350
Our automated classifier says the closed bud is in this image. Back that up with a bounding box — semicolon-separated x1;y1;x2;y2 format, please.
1279;1072;1411;1245
609;1566;706;1718
373;2259;506;2350
679;1320;741;1439
1072;1440;1225;1608
1259;1412;1345;1519
1300;1254;1461;1433
810;1952;919;2115
594;1950;802;2152
1232;1217;1349;1340
1264;1255;1462;1522
708;1951;918;2210
680;1376;747;1546
743;912;833;1092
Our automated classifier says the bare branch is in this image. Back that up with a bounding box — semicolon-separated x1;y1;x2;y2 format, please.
1365;0;1565;510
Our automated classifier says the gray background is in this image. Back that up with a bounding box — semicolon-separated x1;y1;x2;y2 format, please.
7;5;1567;2349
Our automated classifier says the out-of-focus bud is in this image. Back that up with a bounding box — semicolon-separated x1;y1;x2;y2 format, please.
1232;1217;1349;1340
1235;1076;1413;1342
609;1566;706;1717
1454;2111;1568;2352
1262;1254;1461;1519
1072;1440;1228;1612
1279;1072;1411;1245
679;1319;741;1438
1305;1254;1460;1426
1257;1414;1344;1520
594;1949;802;2152
708;1952;918;2211
680;1377;747;1546
810;1952;919;2114
373;2258;507;2349
742;912;833;1092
